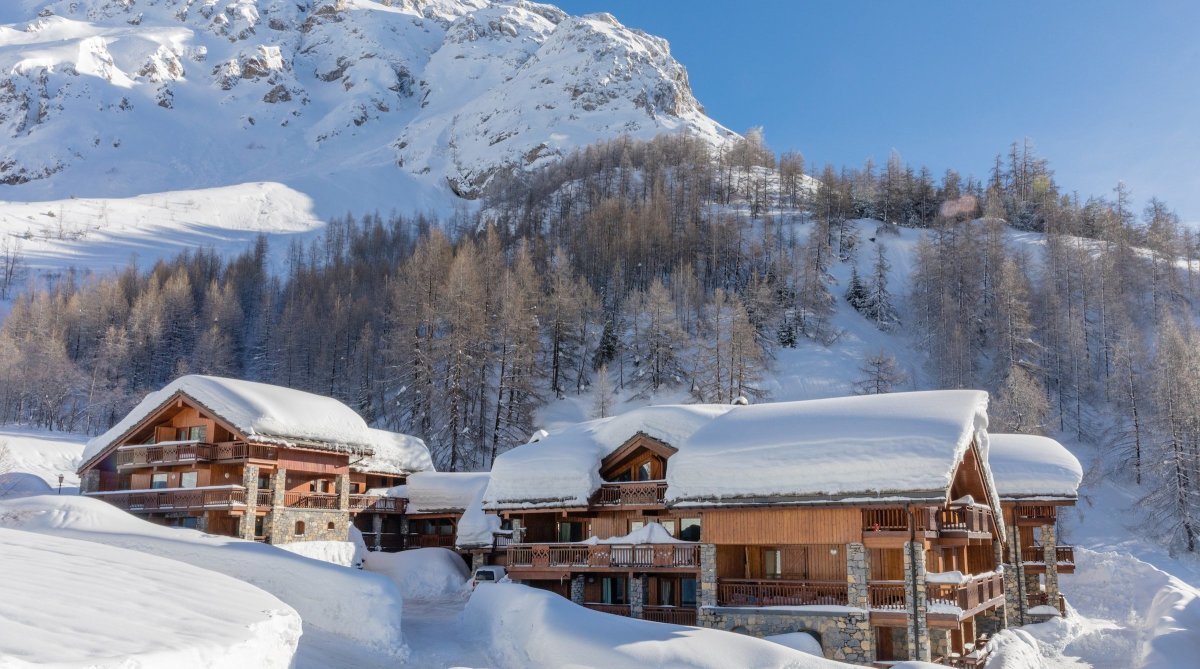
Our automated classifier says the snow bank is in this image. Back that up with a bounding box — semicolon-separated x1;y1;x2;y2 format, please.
463;583;844;668
669;391;990;504
485;404;733;508
365;548;470;600
987;433;1082;500
583;522;691;545
0;527;300;668
277;540;364;569
355;428;434;475
0;495;406;657
83;375;418;464
764;632;824;656
0;427;84;492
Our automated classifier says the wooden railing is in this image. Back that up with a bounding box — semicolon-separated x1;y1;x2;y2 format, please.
584;603;632;616
348;494;407;514
936;506;992;535
414;534;457;548
88;486;247;511
1015;504;1056;525
716;579;848;607
643;605;697;625
256;489;273;506
116;443;213;467
868;580;908;610
212;442;278;461
507;543;701;570
283;491;340;509
1020;545;1074;564
493;533;512;550
862;507;938;534
1057;546;1074;563
592;481;669;507
927;573;1004;612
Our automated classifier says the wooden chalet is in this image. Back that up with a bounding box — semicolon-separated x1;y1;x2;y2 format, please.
987;434;1082;625
483;392;1016;666
77;375;432;545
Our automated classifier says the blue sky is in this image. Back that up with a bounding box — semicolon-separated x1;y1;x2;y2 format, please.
555;1;1200;222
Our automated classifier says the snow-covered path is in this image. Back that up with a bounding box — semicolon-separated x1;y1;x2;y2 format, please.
400;594;494;669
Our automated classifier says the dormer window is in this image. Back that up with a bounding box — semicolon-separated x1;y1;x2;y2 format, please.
600;433;677;483
176;425;207;442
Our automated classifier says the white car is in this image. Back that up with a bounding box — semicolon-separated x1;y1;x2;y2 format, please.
471;565;508;588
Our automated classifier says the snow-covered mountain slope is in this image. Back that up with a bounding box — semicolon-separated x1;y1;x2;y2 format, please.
0;0;731;210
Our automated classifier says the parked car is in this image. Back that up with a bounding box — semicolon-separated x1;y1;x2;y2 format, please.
471;565;507;588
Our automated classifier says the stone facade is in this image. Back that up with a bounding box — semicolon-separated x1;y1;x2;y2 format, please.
902;541;931;662
630;575;646;619
930;628;952;660
264;467;352;543
81;470;99;494
699;607;873;664
1042;523;1059;601
846;542;870;610
571;575;585;605
1003;521;1026;625
238;464;260;540
976;605;1006;638
699;543;718;608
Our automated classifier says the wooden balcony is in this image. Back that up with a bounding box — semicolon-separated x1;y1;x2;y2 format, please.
348;494;407;514
868;580;908;610
935;506;993;540
114;441;277;469
87;485;252;512
116;442;213;468
411;534;456;548
643;605;698;625
283;491;340;509
927;573;1005;618
591;481;668;508
584;603;632;617
716;579;848;607
1026;590;1066;615
507;542;701;573
1014;504;1057;526
1021;545;1075;574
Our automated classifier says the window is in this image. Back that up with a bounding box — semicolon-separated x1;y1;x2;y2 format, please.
180;471;198;489
636;461;653;481
151;473;169;489
658;579;674;606
681;578;698;607
659;520;676;536
764;549;782;579
629;520;645;534
180;517;198;529
295;521;306;536
327;522;336;531
176;426;207;442
680;518;701;541
602;576;627;604
557;521;585;542
254;516;265;539
258;475;271;489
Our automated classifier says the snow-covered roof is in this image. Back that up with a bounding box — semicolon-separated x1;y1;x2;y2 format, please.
484;391;992;509
484;403;733;509
395;472;492;514
82;375;418;467
352;429;434;476
987;434;1082;501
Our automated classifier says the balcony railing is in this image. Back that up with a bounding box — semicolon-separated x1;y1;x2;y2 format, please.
116;443;213;468
868;580;908;610
348;494;407;514
1015;504;1057;525
936;506;993;536
283;491;340;509
86;485;248;511
507;543;701;570
584;603;632;616
412;534;456;548
927;573;1004;613
1020;545;1074;564
591;481;668;507
212;442;278;461
643;605;698;625
716;579;848;607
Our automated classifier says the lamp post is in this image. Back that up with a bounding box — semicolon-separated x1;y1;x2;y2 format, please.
57;473;63;495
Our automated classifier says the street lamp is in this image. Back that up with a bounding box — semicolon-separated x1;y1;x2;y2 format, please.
57;474;63;495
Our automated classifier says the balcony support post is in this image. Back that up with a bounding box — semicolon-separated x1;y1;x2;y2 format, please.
903;540;930;662
1042;522;1059;604
336;473;350;513
266;468;288;544
570;575;585;605
371;514;383;552
699;544;718;609
238;464;260;540
1004;520;1026;625
629;574;646;620
846;542;870;609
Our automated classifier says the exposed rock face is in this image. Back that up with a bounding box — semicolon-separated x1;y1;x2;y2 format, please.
0;0;733;202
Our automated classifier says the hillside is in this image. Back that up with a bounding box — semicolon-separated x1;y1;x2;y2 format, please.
0;0;730;213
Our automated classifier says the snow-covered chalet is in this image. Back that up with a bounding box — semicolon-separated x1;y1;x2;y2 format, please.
483;390;1082;666
77;375;434;545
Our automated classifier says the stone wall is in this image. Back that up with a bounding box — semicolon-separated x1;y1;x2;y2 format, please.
698;607;872;664
976;605;1006;638
571;575;585;605
699;543;718;608
267;507;350;543
81;470;99;494
238;464;259;540
902;541;930;662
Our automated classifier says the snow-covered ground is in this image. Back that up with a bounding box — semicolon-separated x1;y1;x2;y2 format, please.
0;526;301;668
0;426;83;495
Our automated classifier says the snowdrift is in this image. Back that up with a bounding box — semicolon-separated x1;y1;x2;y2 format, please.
987;433;1082;500
366;547;470;600
463;583;844;669
0;495;407;657
0;526;300;668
